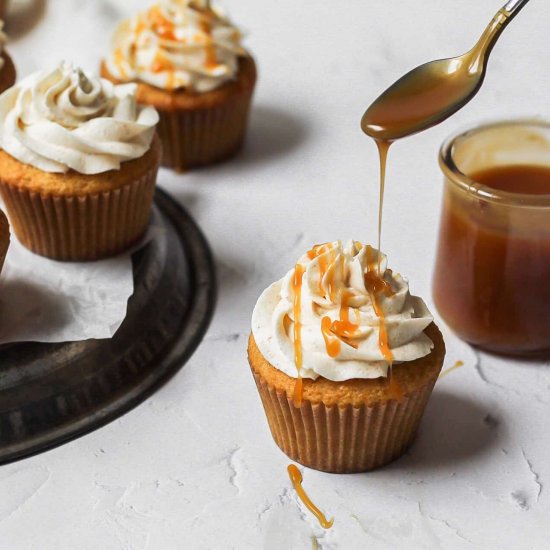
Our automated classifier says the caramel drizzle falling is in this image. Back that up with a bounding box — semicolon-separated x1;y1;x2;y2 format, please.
292;263;306;407
287;464;334;530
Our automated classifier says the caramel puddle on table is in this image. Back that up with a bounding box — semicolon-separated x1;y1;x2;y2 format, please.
439;360;464;379
287;464;334;529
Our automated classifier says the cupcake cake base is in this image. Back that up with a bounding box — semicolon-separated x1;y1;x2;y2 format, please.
248;323;446;473
0;136;161;261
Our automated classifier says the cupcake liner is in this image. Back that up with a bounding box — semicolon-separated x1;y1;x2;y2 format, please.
251;368;437;473
157;87;254;172
0;164;158;261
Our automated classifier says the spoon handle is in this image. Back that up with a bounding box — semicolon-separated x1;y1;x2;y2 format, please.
503;0;530;16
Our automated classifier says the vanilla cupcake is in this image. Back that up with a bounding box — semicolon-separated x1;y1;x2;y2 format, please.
0;208;9;276
102;0;256;172
248;241;445;473
0;22;16;94
0;62;160;261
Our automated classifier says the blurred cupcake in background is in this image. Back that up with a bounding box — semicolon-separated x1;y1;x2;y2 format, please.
102;0;256;172
0;2;7;22
0;21;16;94
0;62;160;261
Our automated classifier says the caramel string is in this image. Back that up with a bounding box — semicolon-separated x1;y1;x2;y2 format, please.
287;464;334;529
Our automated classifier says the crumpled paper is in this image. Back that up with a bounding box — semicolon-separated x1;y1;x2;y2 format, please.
0;236;135;345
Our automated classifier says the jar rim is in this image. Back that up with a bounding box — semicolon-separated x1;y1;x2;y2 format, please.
439;118;550;208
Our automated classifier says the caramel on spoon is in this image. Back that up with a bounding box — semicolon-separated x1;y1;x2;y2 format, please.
361;0;530;141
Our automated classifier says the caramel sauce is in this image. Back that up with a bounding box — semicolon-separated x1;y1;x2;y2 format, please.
439;360;464;379
287;464;334;529
375;140;391;260
387;373;405;403
195;5;218;70
149;6;178;41
474;164;550;195
292;264;305;406
113;48;128;79
434;164;550;354
365;246;394;363
321;316;341;357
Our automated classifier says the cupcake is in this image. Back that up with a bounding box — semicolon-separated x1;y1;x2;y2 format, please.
0;22;16;94
0;62;160;261
102;0;256;172
248;241;445;473
0;208;9;276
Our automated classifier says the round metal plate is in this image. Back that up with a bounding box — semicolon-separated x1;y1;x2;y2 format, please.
0;188;216;464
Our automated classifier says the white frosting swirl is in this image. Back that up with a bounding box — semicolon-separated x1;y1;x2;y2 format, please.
0;62;159;174
252;241;434;382
105;0;247;93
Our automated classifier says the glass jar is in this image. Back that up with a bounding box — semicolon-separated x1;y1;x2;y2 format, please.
433;120;550;356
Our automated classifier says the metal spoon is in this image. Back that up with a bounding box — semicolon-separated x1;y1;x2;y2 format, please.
361;0;530;141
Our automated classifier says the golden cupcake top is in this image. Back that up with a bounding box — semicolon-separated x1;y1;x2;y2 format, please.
105;0;247;93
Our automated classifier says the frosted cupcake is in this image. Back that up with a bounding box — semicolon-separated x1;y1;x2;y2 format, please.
248;241;445;473
0;22;16;94
0;62;160;261
102;0;256;172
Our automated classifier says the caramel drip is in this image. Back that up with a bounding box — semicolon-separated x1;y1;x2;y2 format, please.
321;316;341;357
292;264;306;407
364;245;395;364
113;48;128;79
149;6;178;41
307;242;335;296
439;360;464;379
375;139;392;274
287;464;334;530
198;11;218;70
387;369;405;403
309;243;361;356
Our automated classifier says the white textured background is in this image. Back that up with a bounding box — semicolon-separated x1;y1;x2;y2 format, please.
2;0;550;548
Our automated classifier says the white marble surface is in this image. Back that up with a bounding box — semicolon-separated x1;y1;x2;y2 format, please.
2;0;550;548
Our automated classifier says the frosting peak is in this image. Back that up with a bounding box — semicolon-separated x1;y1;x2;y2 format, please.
252;241;434;382
106;0;247;92
0;62;159;174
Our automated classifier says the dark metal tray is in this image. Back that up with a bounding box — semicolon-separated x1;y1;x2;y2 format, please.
0;188;216;464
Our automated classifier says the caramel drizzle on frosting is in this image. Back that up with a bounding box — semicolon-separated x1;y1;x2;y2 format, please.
287;464;334;529
292;263;305;406
294;241;405;402
113;2;220;91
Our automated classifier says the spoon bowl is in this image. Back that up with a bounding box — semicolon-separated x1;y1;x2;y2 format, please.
361;0;530;141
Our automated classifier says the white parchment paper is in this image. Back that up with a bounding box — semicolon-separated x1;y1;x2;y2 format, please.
0;236;134;344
